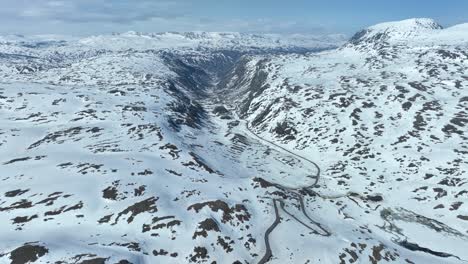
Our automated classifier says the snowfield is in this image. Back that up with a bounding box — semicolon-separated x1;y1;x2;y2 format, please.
0;19;467;264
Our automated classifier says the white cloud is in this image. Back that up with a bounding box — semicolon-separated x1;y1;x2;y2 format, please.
2;0;183;22
0;0;332;35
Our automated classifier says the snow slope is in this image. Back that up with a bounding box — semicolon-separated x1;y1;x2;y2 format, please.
220;18;468;263
0;31;342;264
0;20;467;264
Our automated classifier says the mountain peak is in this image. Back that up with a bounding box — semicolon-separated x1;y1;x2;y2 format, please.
368;18;443;31
349;18;443;46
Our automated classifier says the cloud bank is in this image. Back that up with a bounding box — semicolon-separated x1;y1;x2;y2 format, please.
0;0;331;35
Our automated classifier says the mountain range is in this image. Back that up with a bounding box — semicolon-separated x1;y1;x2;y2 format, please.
0;18;467;264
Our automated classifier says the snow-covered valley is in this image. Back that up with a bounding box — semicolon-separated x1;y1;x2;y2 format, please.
0;19;467;264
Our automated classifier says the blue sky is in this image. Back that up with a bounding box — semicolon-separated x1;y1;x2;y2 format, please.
0;0;466;35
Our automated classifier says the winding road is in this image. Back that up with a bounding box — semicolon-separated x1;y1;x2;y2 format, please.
258;199;281;264
207;92;332;263
241;119;332;264
223;103;332;263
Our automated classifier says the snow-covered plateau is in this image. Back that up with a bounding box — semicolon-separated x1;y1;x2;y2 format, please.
0;18;467;264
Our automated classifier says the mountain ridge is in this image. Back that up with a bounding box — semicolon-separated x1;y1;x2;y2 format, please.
348;18;467;48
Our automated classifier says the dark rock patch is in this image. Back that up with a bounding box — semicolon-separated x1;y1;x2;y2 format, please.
9;244;48;264
188;200;250;224
113;197;158;224
5;189;29;198
193;218;220;239
398;240;455;259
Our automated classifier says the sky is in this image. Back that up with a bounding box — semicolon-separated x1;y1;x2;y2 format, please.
0;0;466;36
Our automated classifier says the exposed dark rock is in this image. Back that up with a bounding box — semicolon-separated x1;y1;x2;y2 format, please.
9;244;48;264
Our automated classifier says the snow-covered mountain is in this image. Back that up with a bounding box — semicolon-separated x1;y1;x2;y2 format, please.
220;18;468;263
0;31;344;55
0;20;467;264
348;18;443;46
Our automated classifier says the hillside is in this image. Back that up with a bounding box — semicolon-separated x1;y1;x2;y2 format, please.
0;20;467;264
